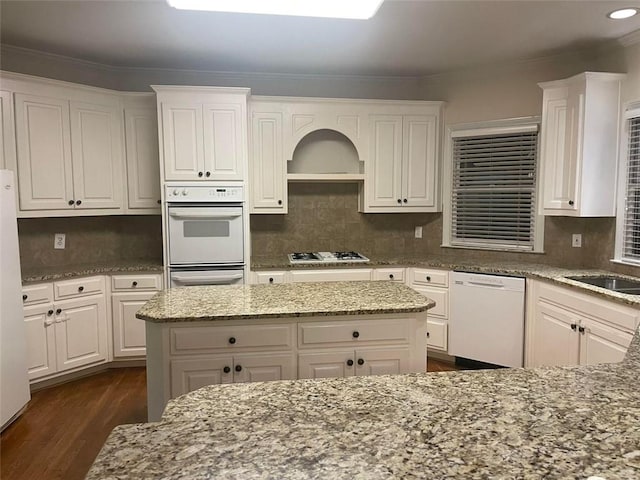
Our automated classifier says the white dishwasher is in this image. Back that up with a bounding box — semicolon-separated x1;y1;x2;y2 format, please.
449;272;525;368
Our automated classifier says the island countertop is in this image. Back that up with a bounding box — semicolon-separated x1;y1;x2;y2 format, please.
87;326;640;479
136;281;435;323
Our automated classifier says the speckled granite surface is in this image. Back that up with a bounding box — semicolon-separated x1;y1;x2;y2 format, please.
87;325;640;479
253;255;640;307
136;281;435;323
21;260;164;284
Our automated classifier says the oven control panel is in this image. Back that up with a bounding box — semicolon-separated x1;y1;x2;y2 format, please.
165;185;244;202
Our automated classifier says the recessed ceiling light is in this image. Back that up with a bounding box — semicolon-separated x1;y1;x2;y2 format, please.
166;0;385;19
607;8;638;19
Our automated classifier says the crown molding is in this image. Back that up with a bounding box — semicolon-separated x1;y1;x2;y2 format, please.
618;28;640;47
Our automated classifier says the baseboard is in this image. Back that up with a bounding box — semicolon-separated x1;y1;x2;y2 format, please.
30;359;146;392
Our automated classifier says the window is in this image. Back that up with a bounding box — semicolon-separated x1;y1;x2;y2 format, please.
443;119;543;252
616;105;640;264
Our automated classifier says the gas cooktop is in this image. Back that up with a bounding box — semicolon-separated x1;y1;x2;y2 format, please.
288;251;370;264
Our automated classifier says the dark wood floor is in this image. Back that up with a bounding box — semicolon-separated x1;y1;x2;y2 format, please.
1;367;147;480
1;360;457;480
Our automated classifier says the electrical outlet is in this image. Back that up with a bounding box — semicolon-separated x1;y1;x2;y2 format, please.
54;233;66;249
572;233;582;248
415;226;423;239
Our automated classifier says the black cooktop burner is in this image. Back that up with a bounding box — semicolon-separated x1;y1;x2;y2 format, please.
334;251;366;260
291;252;321;261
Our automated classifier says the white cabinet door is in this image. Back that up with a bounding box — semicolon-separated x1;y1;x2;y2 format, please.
0;90;16;171
580;319;633;366
69;101;124;210
250;111;286;212
298;351;355;379
355;347;410;376
233;353;296;383
14;93;74;211
125;107;161;210
54;294;108;373
112;292;154;358
170;356;233;397
426;318;448;351
531;301;580;367
161;102;204;181
368;115;403;208
403;115;438;208
540;86;574;212
253;271;287;284
203;103;244;180
24;304;57;380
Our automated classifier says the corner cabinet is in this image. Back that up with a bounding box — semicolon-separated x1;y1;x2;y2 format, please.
361;106;442;213
123;94;161;212
154;86;249;182
538;72;625;216
526;279;639;367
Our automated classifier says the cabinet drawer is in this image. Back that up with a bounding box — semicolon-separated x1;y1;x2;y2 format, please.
409;268;448;287
170;324;294;355
254;272;287;284
22;283;53;306
372;268;405;282
412;286;448;318
54;276;104;300
289;269;373;283
112;274;162;291
427;318;448;351
298;319;410;348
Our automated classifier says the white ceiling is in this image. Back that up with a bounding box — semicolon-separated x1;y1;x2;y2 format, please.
1;0;640;76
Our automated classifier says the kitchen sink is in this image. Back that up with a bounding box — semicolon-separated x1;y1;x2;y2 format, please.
565;275;640;294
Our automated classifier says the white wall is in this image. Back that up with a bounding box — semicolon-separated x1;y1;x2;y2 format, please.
594;40;640;107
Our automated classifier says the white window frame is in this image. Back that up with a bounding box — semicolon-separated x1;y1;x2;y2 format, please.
442;117;544;253
614;101;640;266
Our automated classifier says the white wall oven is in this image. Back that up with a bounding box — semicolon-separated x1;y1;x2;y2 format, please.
165;184;246;286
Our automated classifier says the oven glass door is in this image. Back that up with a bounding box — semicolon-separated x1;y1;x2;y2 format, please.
170;269;244;287
168;206;244;265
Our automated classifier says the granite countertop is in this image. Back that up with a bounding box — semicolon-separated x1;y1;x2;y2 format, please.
252;255;640;307
136;281;435;323
21;260;164;283
87;325;640;479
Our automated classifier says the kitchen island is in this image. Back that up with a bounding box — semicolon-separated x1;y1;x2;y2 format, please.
87;324;640;479
137;281;434;420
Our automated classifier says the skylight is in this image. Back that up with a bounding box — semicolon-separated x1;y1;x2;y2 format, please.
166;0;385;19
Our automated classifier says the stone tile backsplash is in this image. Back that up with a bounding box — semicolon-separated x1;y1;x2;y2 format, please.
251;183;638;275
18;215;163;270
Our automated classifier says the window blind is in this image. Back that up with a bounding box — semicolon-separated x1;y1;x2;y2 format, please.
451;131;538;250
623;115;640;260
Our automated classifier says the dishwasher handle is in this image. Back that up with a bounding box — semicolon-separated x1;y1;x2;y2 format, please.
465;281;506;289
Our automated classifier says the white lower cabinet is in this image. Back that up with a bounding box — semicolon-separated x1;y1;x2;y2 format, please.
289;269;373;282
146;313;427;420
111;273;163;358
23;276;108;382
527;280;639;367
170;353;295;397
298;347;410;379
407;267;449;352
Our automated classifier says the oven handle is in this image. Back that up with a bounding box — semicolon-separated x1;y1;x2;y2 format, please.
172;273;244;285
169;209;242;219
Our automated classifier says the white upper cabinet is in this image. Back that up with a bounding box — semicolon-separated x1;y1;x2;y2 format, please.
154;86;249;182
0;90;16;171
69;101;124;210
123;95;161;212
250;103;286;213
15;93;75;211
538;72;625;216
6;72;127;217
363;106;441;213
